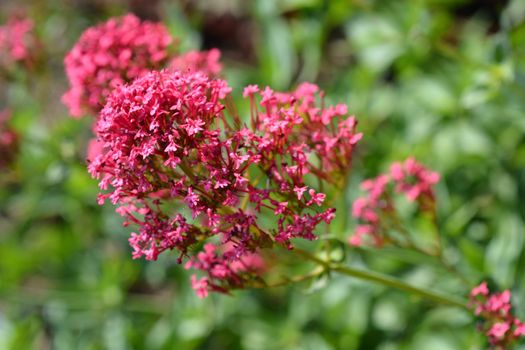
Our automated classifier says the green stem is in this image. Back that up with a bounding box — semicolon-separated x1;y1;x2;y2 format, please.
321;234;470;286
329;264;468;309
248;266;325;289
294;248;330;268
294;248;467;309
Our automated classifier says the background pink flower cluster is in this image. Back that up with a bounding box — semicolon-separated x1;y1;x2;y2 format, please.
62;14;174;117
0;15;37;71
62;14;226;119
350;157;440;247
469;282;525;348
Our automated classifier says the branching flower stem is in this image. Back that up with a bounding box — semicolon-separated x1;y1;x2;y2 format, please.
288;248;468;309
329;264;467;309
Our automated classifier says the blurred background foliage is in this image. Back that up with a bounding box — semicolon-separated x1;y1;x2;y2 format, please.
1;0;525;349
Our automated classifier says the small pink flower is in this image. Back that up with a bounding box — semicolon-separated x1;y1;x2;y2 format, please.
185;187;200;207
191;275;210;299
470;281;489;297
486;290;511;314
260;86;274;105
390;157;440;202
349;225;373;247
307;189;325;206
230;252;266;274
352;198;368;218
243;84;259;98
293;186;308;200
514;321;525;336
487;322;509;339
390;163;404;181
348;234;361;246
274;201;288;215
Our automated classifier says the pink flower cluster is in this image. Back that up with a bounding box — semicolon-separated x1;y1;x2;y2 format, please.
0;16;36;70
186;243;266;298
350;157;439;246
89;69;359;296
469;282;525;348
169;48;222;77
390;157;440;205
90;70;232;254
241;83;361;245
62;14;173;117
0;110;18;169
244;83;362;181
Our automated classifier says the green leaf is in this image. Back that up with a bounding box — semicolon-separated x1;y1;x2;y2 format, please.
485;213;525;287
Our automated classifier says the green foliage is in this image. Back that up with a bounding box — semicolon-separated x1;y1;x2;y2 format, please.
1;0;525;348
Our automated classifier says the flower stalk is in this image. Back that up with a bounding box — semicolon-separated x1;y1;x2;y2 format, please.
293;247;467;309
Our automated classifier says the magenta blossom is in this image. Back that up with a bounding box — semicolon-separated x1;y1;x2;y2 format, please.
243;82;362;184
469;282;525;348
62;14;174;117
390;157;440;202
0;15;37;71
349;158;439;247
90;70;359;296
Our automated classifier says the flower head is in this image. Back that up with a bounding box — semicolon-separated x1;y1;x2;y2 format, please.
90;72;354;297
244;82;362;183
62;14;174;117
349;159;439;247
0;15;37;70
90;69;257;293
390;157;440;202
468;282;525;347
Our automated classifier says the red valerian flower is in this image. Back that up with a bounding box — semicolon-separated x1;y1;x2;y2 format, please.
469;282;525;348
243;82;362;185
390;157;440;202
90;70;360;297
62;14;174;117
349;158;439;247
90;69;262;292
191;275;210;299
0;15;37;71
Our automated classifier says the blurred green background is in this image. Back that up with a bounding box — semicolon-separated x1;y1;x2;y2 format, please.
1;0;525;349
